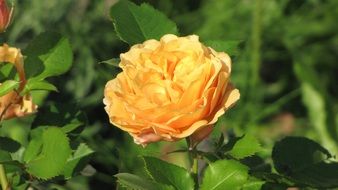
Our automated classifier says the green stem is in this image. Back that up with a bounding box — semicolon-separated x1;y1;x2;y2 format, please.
251;0;262;89
246;0;262;127
186;138;198;188
0;164;9;190
192;156;198;183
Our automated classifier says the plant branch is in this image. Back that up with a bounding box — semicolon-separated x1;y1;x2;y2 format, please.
0;164;9;190
186;138;199;188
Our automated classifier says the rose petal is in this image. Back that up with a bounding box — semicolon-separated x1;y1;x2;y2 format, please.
103;34;240;144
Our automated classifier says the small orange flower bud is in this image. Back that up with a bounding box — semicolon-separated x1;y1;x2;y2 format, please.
0;0;12;33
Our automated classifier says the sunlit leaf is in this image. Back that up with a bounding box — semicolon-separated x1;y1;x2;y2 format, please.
110;0;178;45
23;138;43;163
25;127;71;179
242;179;264;190
143;156;194;190
21;79;58;95
24;32;73;80
200;159;249;190
0;64;15;81
229;134;262;159
0;80;19;97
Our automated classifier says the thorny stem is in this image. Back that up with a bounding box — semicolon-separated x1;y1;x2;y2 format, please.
0;164;9;190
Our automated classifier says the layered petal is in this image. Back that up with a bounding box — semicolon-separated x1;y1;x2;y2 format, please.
103;34;240;146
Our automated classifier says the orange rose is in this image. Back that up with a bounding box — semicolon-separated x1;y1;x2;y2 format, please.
104;34;239;146
0;44;37;121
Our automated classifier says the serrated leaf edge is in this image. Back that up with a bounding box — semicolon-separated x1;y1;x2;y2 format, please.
26;128;71;180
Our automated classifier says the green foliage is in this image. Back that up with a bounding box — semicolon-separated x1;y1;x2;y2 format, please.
0;150;11;163
241;180;265;190
143;156;194;190
32;103;87;135
204;134;262;161
294;61;337;152
99;58;120;68
24;31;73;81
23;137;43;163
0;80;19;96
62;143;94;179
0;26;93;186
200;159;249;190
229;134;262;159
272;136;338;188
156;135;338;189
25;127;71;179
110;0;178;45
204;40;242;56
0;3;91;189
0;64;16;81
115;173;175;190
0;137;20;153
0;0;336;189
22;79;58;94
273;137;331;172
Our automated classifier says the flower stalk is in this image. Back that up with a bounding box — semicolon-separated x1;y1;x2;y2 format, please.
250;0;262;89
192;155;198;183
0;164;9;190
186;138;199;188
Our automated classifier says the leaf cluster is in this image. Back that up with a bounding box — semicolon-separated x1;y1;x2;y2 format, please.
0;32;94;189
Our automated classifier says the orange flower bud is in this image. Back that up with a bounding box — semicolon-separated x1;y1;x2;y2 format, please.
0;0;12;33
0;44;37;121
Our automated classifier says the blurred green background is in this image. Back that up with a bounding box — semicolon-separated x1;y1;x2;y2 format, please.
2;0;337;189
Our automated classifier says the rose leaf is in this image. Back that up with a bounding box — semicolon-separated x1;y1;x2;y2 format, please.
143;156;194;190
110;0;178;45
